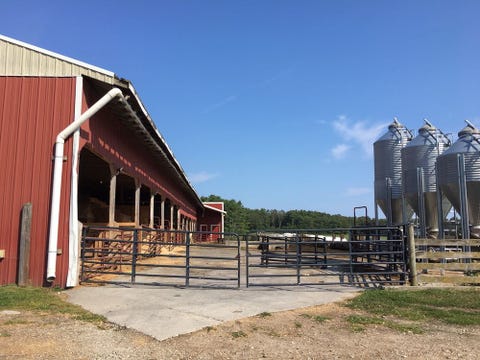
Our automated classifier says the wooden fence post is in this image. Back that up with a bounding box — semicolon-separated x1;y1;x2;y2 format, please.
18;203;32;286
407;223;418;286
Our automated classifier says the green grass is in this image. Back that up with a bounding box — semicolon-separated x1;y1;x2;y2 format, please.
346;288;480;326
0;285;106;325
258;311;272;318
346;314;424;334
300;313;329;323
231;330;247;338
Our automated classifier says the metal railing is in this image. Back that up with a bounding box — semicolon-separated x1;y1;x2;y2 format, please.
245;227;406;287
80;226;241;288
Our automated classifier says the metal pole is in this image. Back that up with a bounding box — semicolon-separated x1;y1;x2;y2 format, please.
131;229;138;285
435;162;445;240
457;154;470;240
386;177;393;226
237;234;241;288
348;230;354;285
416;167;426;238
407;224;418;286
245;235;250;288
80;225;87;283
185;232;191;287
296;234;301;285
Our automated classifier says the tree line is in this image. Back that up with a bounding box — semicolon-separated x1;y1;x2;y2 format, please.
201;194;374;234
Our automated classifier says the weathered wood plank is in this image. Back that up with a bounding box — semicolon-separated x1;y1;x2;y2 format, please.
18;203;32;286
416;262;480;271
418;274;480;284
415;239;480;247
416;252;480;260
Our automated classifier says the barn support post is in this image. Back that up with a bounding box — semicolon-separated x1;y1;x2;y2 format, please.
134;181;141;227
65;76;83;287
108;165;117;225
18;203;32;286
160;199;165;229
149;192;155;228
47;87;124;282
177;209;181;231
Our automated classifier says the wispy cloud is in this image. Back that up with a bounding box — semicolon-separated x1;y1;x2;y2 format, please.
202;95;238;114
332;115;387;157
189;171;219;184
345;187;372;197
331;144;350;159
256;65;296;88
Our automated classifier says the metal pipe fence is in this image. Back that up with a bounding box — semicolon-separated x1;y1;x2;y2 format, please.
80;226;241;288
245;227;406;287
80;225;407;289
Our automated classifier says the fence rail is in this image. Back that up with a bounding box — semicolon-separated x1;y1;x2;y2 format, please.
81;226;241;288
80;226;408;288
413;237;480;285
245;227;406;287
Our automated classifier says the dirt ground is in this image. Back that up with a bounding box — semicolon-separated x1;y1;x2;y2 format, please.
1;299;479;360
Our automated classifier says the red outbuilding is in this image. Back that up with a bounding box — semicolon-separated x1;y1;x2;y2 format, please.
0;34;225;287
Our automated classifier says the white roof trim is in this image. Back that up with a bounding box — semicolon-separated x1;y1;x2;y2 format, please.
0;34;115;77
204;204;227;214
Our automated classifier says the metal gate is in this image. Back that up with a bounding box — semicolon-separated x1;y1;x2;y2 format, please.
81;226;406;288
80;226;241;288
245;227;406;287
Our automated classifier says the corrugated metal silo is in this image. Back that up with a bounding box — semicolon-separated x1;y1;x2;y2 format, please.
374;118;413;225
437;121;480;238
401;120;451;238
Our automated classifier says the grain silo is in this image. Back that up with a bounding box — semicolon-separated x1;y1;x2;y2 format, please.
437;121;480;238
374;118;413;225
401;120;451;238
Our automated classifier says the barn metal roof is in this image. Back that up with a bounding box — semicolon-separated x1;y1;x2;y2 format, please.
0;33;203;209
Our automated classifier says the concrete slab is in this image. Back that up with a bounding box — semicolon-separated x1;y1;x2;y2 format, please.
67;285;360;341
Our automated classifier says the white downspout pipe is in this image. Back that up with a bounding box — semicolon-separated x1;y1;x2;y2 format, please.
46;87;123;282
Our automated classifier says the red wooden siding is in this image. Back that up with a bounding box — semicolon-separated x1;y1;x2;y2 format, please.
198;206;224;242
0;76;76;286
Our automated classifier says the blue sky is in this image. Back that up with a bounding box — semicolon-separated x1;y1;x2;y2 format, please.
2;1;480;216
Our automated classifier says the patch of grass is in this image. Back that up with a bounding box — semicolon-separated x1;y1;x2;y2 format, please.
0;285;106;325
346;315;384;326
258;312;272;318
205;326;215;333
299;313;329;323
346;314;424;334
294;321;302;329
231;330;247;338
346;288;480;326
3;318;30;326
313;315;329;323
0;332;11;337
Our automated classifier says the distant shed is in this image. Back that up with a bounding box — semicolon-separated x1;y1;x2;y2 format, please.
0;34;222;287
199;202;226;242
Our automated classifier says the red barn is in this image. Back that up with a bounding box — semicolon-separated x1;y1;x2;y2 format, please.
0;34;223;287
198;202;226;242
